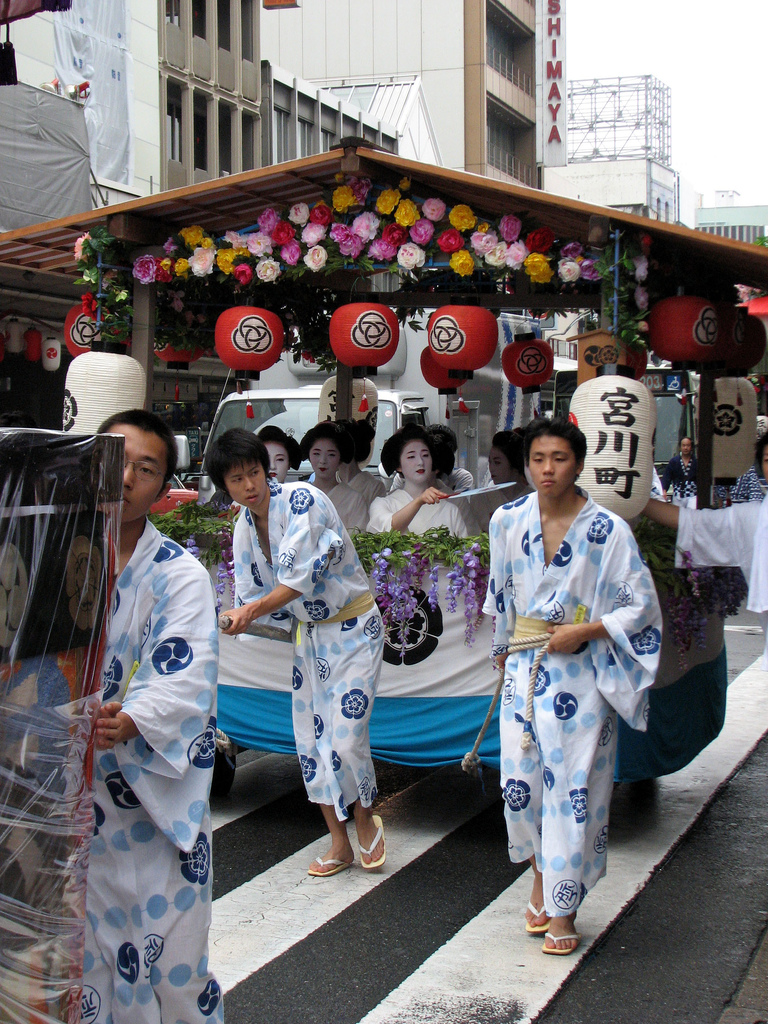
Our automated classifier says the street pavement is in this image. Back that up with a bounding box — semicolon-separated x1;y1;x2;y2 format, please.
209;611;768;1024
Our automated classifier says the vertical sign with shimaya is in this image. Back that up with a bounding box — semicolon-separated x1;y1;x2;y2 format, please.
535;0;567;168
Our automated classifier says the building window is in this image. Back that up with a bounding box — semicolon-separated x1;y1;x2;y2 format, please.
166;0;181;27
242;111;256;170
219;102;232;173
241;0;254;62
321;127;336;152
192;0;206;39
167;81;183;162
298;118;313;157
217;0;230;50
274;107;290;163
194;93;208;170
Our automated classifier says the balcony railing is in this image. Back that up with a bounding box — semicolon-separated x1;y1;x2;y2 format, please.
487;143;532;186
487;45;533;96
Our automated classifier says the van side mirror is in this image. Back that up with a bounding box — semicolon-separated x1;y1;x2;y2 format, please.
174;434;191;471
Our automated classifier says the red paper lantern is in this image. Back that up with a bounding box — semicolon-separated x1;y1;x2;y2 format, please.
214;306;284;375
64;304;100;358
647;296;719;362
329;303;399;368
23;327;42;362
427;306;498;374
735;297;768;371
501;338;554;392
154;340;205;369
419;347;468;393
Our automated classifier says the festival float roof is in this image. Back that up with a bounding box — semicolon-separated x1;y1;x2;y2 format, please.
1;145;768;314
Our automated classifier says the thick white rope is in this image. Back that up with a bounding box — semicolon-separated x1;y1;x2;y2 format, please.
461;633;551;776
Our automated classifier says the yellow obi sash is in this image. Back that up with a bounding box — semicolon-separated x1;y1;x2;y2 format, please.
324;591;376;624
512;615;548;640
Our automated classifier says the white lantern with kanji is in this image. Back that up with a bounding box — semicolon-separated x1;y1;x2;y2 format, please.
569;375;657;520
318;375;378;427
63;351;146;435
698;377;757;482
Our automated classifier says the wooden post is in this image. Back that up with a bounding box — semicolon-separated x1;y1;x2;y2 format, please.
335;361;353;421
131;282;156;410
697;363;715;509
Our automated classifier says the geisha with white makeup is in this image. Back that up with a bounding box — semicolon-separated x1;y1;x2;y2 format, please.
300;421;369;533
258;424;302;483
367;423;470;536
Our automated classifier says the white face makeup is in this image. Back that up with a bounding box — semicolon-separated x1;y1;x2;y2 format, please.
309;438;341;483
398;440;435;490
264;441;290;483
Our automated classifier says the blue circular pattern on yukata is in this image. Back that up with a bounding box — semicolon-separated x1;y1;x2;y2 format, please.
364;615;381;639
341;617;358;631
198;979;222;1017
629;625;661;656
188;720;216;767
542;766;555;790
81;986;101;1023
93;800;105;834
551;541;573;568
152;636;193;674
292;666;303;690
331;750;342;771
179;833;210;885
116;942;140;984
300;754;317;782
551;879;580;910
553;692;578;720
311;555;327;583
569;787;589;823
251;561;262;586
341;688;369;719
314;714;324;739
316;658;331;682
105;770;141;810
290;488;314;514
278;547;297;570
144;934;164;970
587;512;614;544
304;599;330;621
102;656;123;701
153;539;184;562
503;778;531;811
615;581;634;607
594;825;608;854
534;665;551;696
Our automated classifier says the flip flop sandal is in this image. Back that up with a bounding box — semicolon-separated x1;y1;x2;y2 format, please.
307;857;353;877
359;814;386;871
542;933;582;956
525;901;550;934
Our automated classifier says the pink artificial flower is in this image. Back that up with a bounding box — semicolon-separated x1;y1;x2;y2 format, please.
163;236;178;255
132;254;157;284
301;222;327;246
560;241;584;260
634;285;649;310
422;198;447;222
470;230;499;256
557;258;581;284
303;245;328;271
224;230;249;248
330;223;364;258
288;202;310;226
484;242;509;268
409;218;434;246
256;256;281;282
74;232;90;261
499;214;522;243
169;289;185;312
368;238;397;261
258;207;280;234
188;247;215;276
348;176;372;204
579;258;600;282
280;239;301;266
397;242;426;271
504;241;529;269
351;211;380;242
633;255;649;282
246;232;274;256
232;263;253;286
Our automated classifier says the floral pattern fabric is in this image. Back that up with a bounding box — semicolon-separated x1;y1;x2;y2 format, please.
84;522;222;1024
482;491;661;918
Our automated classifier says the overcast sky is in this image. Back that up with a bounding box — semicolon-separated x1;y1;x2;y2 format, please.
566;1;768;207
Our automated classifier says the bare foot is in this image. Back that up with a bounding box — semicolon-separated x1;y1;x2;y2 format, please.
355;810;385;867
526;870;548;930
525;903;549;931
309;839;354;876
543;914;579;952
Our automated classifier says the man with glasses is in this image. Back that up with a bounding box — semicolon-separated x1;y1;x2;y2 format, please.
83;410;222;1024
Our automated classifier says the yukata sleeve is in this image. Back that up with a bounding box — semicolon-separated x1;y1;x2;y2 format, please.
482;505;515;659
233;508;266;604
677;502;759;578
593;520;662;730
274;486;344;595
119;553;219;781
367;494;396;533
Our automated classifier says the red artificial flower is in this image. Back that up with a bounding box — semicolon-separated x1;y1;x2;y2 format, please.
82;291;98;317
381;222;408;248
271;220;296;245
154;257;173;284
309;202;333;226
232;263;253;286
640;233;653;256
525;227;555;254
436;228;464;254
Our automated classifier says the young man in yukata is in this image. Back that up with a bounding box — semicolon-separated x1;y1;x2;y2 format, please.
208;428;386;876
483;417;661;955
84;410;222;1024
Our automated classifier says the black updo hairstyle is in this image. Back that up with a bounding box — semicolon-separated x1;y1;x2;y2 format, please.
380;422;437;477
258;424;302;470
300;421;356;465
491;429;525;475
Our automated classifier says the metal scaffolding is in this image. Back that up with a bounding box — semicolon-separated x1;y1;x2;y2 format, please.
567;75;671;166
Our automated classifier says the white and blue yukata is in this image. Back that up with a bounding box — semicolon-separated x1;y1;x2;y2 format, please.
83;522;222;1024
233;480;384;821
483;491;661;919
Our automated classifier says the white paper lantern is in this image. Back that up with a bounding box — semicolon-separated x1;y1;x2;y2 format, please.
42;337;61;372
6;318;25;354
63;351;146;435
569;374;657;520
698;377;757;482
318;375;378;426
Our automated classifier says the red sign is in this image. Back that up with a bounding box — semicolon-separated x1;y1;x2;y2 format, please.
263;0;300;8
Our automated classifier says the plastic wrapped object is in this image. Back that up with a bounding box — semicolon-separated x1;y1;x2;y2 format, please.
0;429;122;1024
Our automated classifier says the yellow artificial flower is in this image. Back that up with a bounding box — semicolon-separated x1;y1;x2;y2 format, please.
394;198;420;227
449;204;477;232
335;171;345;183
399;176;411;190
160;258;173;272
234;247;250;257
179;225;204;247
332;185;356;213
450;250;475;277
478;222;490;233
376;188;401;215
200;236;215;249
524;252;554;284
174;258;189;276
216;248;237;274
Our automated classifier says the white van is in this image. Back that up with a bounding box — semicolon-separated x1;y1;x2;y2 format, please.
197;384;431;503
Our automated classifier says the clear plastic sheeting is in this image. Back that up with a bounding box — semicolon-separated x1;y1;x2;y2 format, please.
0;429;122;1024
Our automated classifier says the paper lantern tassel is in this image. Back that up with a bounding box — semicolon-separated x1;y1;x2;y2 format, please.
246;401;254;419
358;393;369;413
458;396;470;415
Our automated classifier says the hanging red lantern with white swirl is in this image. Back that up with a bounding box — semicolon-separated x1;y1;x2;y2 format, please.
427;305;498;378
501;336;554;393
419;347;468;394
214;306;284;379
154;340;205;370
329;303;400;370
64;304;100;358
647;296;719;363
725;300;768;372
